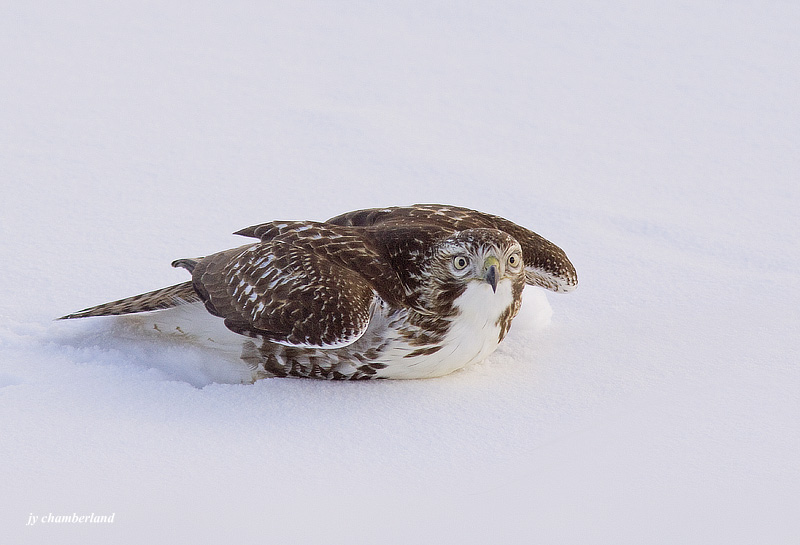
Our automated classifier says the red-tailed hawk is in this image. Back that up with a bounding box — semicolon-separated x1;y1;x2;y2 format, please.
60;205;577;379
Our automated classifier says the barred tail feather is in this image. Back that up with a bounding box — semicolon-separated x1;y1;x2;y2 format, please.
59;282;200;320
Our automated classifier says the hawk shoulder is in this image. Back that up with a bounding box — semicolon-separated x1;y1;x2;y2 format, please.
327;204;578;292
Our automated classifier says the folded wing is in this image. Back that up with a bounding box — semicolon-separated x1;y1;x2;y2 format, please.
326;204;578;293
192;226;383;348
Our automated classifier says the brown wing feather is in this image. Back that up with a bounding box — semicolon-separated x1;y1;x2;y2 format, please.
193;222;437;347
192;242;377;347
326;204;578;292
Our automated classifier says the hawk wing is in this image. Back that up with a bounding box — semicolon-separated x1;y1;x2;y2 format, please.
190;222;400;348
326;204;578;293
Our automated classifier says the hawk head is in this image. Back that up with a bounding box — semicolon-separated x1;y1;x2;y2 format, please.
417;228;526;316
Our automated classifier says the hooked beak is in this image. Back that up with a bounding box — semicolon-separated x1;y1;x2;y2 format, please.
483;256;500;293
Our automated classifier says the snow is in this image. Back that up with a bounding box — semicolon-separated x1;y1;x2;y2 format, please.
1;1;798;543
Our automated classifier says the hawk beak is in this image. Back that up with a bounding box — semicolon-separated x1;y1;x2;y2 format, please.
483;257;500;293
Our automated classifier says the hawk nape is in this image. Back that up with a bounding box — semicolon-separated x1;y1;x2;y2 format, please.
60;205;578;380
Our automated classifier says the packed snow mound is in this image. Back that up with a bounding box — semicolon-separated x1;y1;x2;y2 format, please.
5;289;554;388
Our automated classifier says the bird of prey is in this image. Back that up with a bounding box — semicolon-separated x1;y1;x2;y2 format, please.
60;205;577;379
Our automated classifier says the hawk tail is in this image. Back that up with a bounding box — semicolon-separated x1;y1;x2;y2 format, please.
59;281;200;320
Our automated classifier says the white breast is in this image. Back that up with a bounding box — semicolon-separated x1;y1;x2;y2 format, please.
376;279;517;379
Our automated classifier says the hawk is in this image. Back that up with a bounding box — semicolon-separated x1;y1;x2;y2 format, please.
60;205;577;380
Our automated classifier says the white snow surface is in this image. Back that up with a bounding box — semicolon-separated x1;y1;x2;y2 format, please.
1;1;798;543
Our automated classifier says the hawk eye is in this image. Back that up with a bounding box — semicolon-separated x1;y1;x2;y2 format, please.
453;256;470;270
507;253;521;267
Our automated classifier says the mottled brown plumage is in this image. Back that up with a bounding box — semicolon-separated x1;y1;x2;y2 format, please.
60;204;577;379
